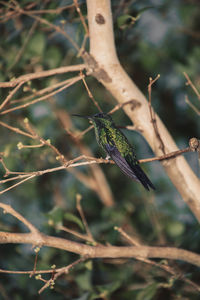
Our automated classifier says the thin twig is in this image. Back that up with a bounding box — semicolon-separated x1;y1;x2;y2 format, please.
139;147;191;163
57;225;94;243
183;72;200;115
0;81;25;111
0;64;85;88
81;72;102;112
115;226;200;291
0;203;39;233
30;248;39;277
0;75;83;115
0;0;80;52
1;140;198;193
185;96;200;116
21;8;80;52
74;0;89;36
0;121;35;138
0;174;36;195
76;194;94;242
38;257;86;294
17;4;76;15
11;78;76;105
148;75;166;154
109;99;139;115
21;119;67;165
0;156;111;194
0;157;10;175
74;124;94;139
74;0;89;56
8;19;39;70
183;72;200;100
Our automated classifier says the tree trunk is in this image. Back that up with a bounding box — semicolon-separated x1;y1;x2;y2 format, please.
85;0;200;221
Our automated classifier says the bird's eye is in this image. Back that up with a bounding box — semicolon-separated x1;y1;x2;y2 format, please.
94;113;103;118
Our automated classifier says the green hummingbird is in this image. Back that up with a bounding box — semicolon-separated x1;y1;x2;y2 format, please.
72;112;155;191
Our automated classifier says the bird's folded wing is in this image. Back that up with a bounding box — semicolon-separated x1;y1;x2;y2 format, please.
105;143;155;190
105;143;139;182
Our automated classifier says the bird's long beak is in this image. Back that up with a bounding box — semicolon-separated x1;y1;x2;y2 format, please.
71;114;90;119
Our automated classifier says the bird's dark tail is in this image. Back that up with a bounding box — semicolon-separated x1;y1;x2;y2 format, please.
132;163;155;191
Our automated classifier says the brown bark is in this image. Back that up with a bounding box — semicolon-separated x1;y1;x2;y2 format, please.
1;231;200;267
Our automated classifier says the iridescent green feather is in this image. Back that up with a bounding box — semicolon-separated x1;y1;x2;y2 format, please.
85;112;155;190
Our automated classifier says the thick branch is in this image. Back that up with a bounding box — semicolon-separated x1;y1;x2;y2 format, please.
0;231;200;267
85;0;200;221
0;202;199;267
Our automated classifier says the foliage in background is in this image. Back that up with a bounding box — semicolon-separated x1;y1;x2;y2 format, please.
0;0;199;299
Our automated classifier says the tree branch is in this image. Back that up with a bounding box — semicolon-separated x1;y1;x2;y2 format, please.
0;64;85;88
1;231;200;268
0;204;200;268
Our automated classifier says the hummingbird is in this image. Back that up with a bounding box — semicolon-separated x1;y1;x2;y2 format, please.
72;112;155;191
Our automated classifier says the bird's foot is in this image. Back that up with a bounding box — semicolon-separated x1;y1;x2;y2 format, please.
105;154;111;160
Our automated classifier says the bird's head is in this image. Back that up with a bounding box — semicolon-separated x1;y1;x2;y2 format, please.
71;112;113;126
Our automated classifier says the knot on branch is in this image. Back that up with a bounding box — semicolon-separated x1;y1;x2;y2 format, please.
82;52;112;83
189;138;200;152
95;14;106;25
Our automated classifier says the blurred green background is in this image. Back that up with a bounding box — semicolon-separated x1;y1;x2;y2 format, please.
0;0;199;299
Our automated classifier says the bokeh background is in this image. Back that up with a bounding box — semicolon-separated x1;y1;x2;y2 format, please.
0;0;199;299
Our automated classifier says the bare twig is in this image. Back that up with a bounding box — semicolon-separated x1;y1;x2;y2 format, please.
0;64;85;88
22;9;80;51
17;4;76;16
74;0;89;36
8;19;39;70
0;156;111;194
74;0;89;56
0;75;83;115
183;72;200;100
11;78;76;105
185;96;200;116
0;203;39;234
0;1;75;22
38;257;86;294
0;121;35;138
1;137;198;194
0;81;25;111
57;225;94;243
74;124;94;139
0;157;10;175
109;99;139;115
0;1;80;51
81;72;103;112
148;75;166;154
115;226;200;292
76;194;94;242
31;247;40;277
0;174;36;195
183;72;200;115
139;147;191;163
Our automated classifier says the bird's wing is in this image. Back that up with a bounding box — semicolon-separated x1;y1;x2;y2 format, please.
104;143;139;182
125;153;156;191
105;143;155;191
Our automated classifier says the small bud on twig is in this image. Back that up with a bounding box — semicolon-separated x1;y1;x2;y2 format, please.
189;138;200;152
